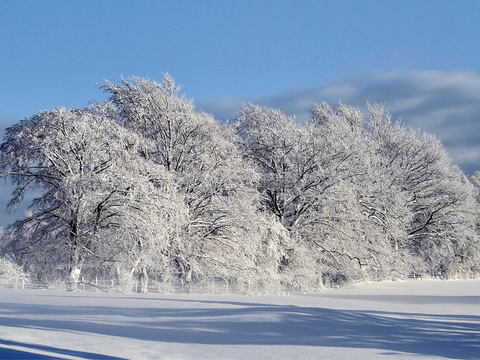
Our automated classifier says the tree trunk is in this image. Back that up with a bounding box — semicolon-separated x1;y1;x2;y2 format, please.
139;268;149;293
67;265;82;291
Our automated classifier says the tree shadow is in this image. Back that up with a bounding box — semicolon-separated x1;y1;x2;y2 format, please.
0;346;63;360
0;339;127;360
0;295;479;359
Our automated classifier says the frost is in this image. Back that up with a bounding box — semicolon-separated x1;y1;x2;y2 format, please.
0;75;479;292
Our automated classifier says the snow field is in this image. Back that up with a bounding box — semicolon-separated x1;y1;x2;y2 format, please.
0;279;479;359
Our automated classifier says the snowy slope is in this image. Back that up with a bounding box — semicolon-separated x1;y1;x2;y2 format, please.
0;280;479;359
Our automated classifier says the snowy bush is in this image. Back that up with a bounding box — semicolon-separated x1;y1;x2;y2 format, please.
0;257;28;288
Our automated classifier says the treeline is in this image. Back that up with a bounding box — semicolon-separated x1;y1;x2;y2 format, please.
1;74;479;292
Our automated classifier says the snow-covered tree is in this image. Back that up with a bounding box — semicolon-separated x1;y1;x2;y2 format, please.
1;73;478;292
0;256;28;287
469;171;480;234
468;172;480;275
235;103;393;286
365;104;479;277
305;103;406;282
0;105;183;290
100;75;265;289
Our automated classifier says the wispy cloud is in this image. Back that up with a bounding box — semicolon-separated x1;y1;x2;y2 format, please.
198;70;480;175
197;97;245;123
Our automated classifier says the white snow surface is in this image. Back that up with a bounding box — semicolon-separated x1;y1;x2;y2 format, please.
0;280;479;359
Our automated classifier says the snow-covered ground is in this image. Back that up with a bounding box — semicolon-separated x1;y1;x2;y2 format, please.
0;280;479;360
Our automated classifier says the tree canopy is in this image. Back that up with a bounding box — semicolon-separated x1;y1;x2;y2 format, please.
1;74;479;292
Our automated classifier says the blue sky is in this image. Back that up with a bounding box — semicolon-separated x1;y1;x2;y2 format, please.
1;0;480;226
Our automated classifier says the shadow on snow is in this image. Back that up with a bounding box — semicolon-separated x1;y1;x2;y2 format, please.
0;295;479;359
0;339;126;360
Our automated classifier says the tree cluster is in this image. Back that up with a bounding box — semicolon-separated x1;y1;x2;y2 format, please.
1;74;479;292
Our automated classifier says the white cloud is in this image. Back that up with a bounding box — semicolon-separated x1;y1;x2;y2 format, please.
198;70;480;175
197;97;244;123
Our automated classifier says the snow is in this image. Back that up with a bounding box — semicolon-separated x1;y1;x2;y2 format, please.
0;280;479;359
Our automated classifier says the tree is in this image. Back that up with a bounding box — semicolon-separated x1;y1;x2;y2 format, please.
0;105;182;290
234;103;397;287
469;172;480;275
2;74;478;292
304;103;410;282
366;104;479;277
471;172;480;234
235;104;322;230
100;75;265;289
0;256;28;288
